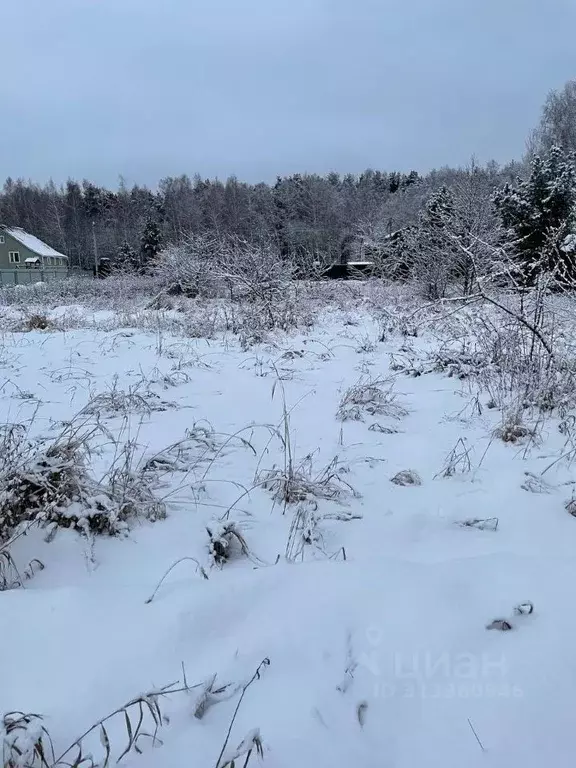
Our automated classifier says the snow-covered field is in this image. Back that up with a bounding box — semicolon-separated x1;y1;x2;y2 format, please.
2;295;576;767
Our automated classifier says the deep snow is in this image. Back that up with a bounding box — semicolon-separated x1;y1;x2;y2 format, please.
1;307;575;767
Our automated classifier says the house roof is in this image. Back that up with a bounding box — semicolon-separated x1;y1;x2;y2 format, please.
3;227;67;259
25;257;40;263
348;261;374;266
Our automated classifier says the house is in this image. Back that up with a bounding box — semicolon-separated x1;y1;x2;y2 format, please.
0;226;68;285
318;233;375;280
320;261;375;279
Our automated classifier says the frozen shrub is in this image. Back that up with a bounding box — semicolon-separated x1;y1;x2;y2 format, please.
23;313;53;331
514;602;534;615
458;517;499;531
183;306;219;339
0;437;90;538
337;376;408;422
80;379;175;418
0;273;162;315
390;469;422;486
355;335;377;354
258;456;357;506
493;415;533;444
0;426;165;542
207;522;251;566
153;235;227;298
368;422;401;434
429;347;486;380
486;619;513;631
1;711;53;767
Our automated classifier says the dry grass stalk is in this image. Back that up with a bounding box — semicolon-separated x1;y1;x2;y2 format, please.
192;676;237;721
0;550;44;591
215;658;270;768
286;503;361;562
520;472;553;494
2;680;192;768
435;437;472;478
145;556;209;604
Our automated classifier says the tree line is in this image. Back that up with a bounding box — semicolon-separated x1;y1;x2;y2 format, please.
1;79;576;292
0;159;522;273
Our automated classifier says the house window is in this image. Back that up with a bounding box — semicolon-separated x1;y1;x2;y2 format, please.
0;235;4;244
8;251;20;264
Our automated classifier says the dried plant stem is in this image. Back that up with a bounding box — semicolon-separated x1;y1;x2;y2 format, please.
145;557;208;604
215;658;270;768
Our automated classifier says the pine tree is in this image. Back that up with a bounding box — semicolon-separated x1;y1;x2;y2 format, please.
403;171;420;187
418;186;459;257
382;227;413;280
272;177;290;261
140;219;162;271
493;146;576;284
413;186;464;298
82;183;104;220
117;241;138;270
389;172;402;193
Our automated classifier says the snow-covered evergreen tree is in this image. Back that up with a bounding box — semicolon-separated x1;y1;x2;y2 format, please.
493;146;576;284
140;219;163;271
403;170;420;187
412;186;464;298
389;172;402;193
117;241;138;270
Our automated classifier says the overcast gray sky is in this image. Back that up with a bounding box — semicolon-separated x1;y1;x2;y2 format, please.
1;0;575;187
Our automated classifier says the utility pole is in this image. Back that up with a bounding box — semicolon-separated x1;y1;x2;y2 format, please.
92;219;99;277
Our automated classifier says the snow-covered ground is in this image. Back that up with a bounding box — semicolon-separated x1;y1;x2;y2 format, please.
1;302;576;767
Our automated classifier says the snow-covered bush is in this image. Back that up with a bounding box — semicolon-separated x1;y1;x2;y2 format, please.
151;234;228;298
493;413;535;444
258;459;356;506
428;345;487;380
1;711;53;767
0;423;165;544
337;375;408;422
390;469;422;486
80;379;175;418
207;521;251;566
22;313;53;331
